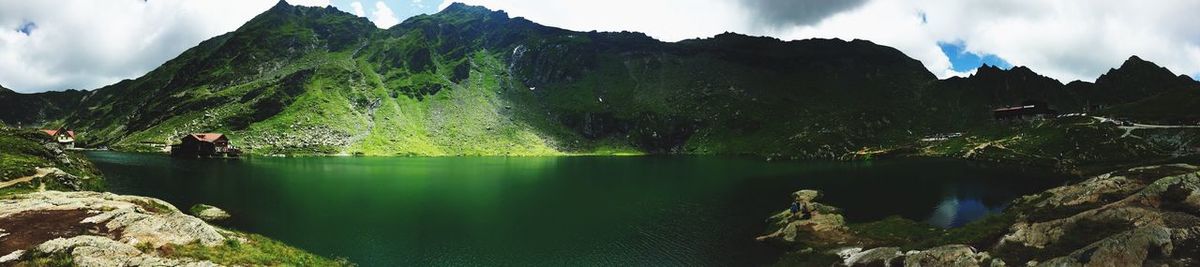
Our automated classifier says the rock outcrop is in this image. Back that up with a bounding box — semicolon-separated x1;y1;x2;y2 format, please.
756;190;855;245
0;191;227;266
762;164;1200;266
995;163;1200;266
190;204;232;222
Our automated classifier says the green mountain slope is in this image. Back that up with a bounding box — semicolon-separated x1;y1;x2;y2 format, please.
0;85;89;127
1;1;1197;160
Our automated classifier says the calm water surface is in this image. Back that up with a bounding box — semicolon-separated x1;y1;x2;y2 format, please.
86;151;1063;266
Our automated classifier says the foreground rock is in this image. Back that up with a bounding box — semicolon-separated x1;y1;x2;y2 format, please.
190;204;231;222
762;164;1200;266
0;191;223;266
756;190;855;245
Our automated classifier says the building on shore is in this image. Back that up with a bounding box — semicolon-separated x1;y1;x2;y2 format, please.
170;133;241;158
40;127;75;149
993;101;1056;122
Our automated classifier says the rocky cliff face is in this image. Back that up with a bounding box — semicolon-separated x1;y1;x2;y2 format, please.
764;164;1200;266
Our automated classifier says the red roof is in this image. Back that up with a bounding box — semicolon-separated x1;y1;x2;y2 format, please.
992;105;1037;112
41;129;75;138
189;133;225;142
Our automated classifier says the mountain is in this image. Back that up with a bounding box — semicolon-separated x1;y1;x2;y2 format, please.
1;1;1197;159
1079;55;1199;106
0;84;89;127
1076;56;1200;123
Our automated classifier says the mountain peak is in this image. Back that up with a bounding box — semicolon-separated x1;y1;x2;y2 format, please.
1101;55;1177;81
269;0;294;13
438;2;508;19
1117;55;1154;70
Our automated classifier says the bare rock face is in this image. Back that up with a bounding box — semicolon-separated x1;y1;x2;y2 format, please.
0;191;227;265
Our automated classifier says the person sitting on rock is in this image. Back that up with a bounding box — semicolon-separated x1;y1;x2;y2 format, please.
757;190;825;241
790;198;814;220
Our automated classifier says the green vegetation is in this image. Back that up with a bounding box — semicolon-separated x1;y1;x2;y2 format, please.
0;127;105;196
170;230;352;266
913;116;1200;174
0;2;1195;170
849;213;1016;251
12;250;76;267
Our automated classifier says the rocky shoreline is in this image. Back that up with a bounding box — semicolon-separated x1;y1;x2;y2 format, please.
0;191;348;266
761;163;1200;266
0;128;348;266
0;191;225;266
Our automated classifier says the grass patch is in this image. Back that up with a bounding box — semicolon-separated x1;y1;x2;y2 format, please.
14;250;75;266
772;251;842;267
129;199;173;214
169;230;352;266
849;213;1017;251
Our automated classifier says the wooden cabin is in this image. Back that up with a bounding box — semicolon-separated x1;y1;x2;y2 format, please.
993;101;1055;121
40;127;75;149
170;133;240;158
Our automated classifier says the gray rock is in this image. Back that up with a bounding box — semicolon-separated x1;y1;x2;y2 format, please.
37;235;219;267
190;204;231;222
0;191;228;265
903;245;989;267
842;246;904;266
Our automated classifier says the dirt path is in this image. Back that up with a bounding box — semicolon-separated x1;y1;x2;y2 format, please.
0;167;58;189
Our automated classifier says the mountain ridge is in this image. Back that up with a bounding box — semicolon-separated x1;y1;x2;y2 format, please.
0;2;1196;161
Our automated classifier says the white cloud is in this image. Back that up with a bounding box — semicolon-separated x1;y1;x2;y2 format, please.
350;2;366;17
0;0;279;93
286;0;331;7
864;0;1200;82
439;0;1200;83
2;0;1197;93
370;1;400;28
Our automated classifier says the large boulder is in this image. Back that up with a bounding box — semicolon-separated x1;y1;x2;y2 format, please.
0;191;227;265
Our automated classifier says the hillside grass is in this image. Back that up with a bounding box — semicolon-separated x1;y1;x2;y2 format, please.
168;230;352;266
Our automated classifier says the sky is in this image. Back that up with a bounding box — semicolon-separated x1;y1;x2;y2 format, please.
1;0;1198;93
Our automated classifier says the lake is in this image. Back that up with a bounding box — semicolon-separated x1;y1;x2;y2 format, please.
86;151;1063;266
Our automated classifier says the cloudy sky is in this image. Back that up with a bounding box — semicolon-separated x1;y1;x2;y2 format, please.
1;0;1197;93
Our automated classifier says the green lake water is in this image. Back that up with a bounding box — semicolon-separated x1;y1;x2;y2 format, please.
86;151;1063;266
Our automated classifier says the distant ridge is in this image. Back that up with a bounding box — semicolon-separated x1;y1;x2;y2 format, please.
0;1;1196;157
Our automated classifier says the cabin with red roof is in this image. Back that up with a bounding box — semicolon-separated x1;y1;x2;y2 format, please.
993;100;1056;122
40;127;76;149
170;133;240;158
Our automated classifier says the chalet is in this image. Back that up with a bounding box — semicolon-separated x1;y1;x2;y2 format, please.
170;133;241;158
993;101;1056;121
40;127;75;149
